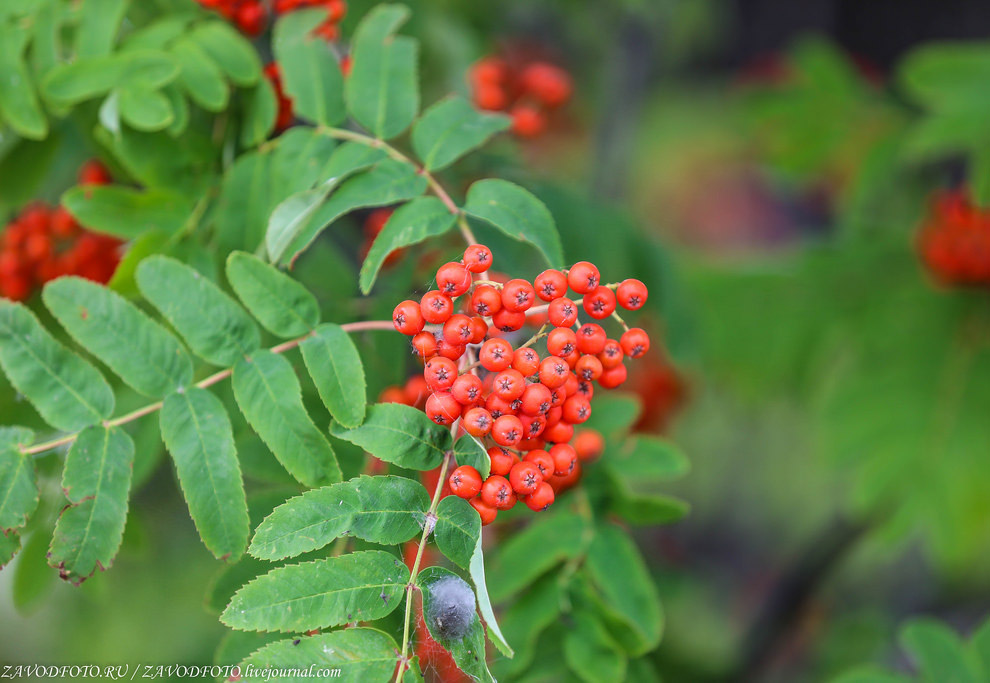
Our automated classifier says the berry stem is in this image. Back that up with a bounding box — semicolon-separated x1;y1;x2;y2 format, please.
19;319;396;457
610;310;630;332
394;431;456;682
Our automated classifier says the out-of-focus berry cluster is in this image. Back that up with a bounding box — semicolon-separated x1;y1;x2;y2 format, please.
918;189;990;288
195;0;346;37
469;56;572;138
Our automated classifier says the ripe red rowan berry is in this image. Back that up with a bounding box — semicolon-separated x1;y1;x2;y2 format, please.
562;395;591;424
469;316;488;344
520;382;553;415
411;331;437;358
405;376;429;406
576;323;607;355
620;327;650;359
523;481;555;511
463;244;493;273
523;449;554;479
501;279;536;312
509;461;543;495
436;262;472;297
599;339;624;368
475;85;508;111
470;285;502;317
449;466;483;498
485;394;515;420
549;443;577;476
598;364;628;389
491;369;526;401
492;308;526;332
424;357;458;391
470;497;498;526
512;347;540;377
463;407;493;437
481;475;516;510
573;429;605;461
535;269;567;301
511;105;546;138
451;373;484;405
548;297;578;328
393;300;425;335
519;413;546;439
546;327;577;357
420;290;453;324
488;447;518;477
426;392;461;426
538;356;570;389
435;338;466;361
583;286;616;319
78;160;112;186
379;386;409;405
543;420;574;444
519;62;573;109
567;261;600;294
575;354;603;381
616;278;648;310
442;314;474;345
492;414;524;447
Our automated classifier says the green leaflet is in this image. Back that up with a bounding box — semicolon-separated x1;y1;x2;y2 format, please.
900;618;983;682
221;550;407;632
62;185;193;239
48;426;134;584
329;403;450;471
249;475;428;560
495;576;560;676
299;323;367;428
188;21;261;87
171;37;229;112
412;96;511;171
464;178;565;268
0;300;114;432
346;4;419;140
272;9;346;126
214;151;273;253
137;255;260;367
42;50;178;106
433;496;479;569
118;84;174;131
75;0;127;58
240;628;399;681
161;388;249;561
417;567;494;683
43;276;193;398
0;427;37;532
359;196;456;294
0;21;47;139
468;532;513;657
453;434;490;479
0;529;19;568
563;609;627;683
232;351;342;488
226;252;319;338
240;78;278;148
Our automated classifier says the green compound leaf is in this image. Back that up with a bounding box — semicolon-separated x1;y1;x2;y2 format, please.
226;252;319;338
412;96;511;171
48;426;134;584
0;427;37;532
232;351;342;488
161;388;249;561
272;9;346;126
0;22;48;140
433;495;479;569
43;276;193;398
563;609;627;683
188;20;261;87
585;523;663;656
329;403;451;471
453;434;490;479
359;196;456;294
283;159;429;266
62;185;193;239
137;255;260;367
0;300;114;432
221;550;407;632
418;566;494;683
240;628;399;681
300;323;367;428
346;4;419;140
468;532;513;657
249;475;429;561
464;178;565;268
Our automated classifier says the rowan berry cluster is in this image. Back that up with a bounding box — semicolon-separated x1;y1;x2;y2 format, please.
918;189;990;287
196;0;346;38
392;244;648;524
0;161;121;302
469;56;572;138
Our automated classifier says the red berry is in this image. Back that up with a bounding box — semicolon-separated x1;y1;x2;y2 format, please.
492;308;526;332
470;58;509;87
463;407;493;437
451;373;484;405
548;297;578;328
576;323;607;355
520;383;553;415
442;314;474;345
492;369;526;401
543;420;574;444
470;285;502;316
562;395;591;424
549;444;578;476
475;84;508;111
449;466;483;499
463;244;493;273
470;497;498;525
574;429;605;461
583;286;616;319
509;461;543;495
488;447;518;477
599;339;624;369
479;338;513;371
78;160;111;186
481;475;516;510
420;290;454;324
436;337;466;360
50;207;78;238
538;356;570;389
470;316;489;344
492;414;524;447
379;386;410;405
598;364;628;389
616;278;648;310
534;269;567;301
546;327;577;357
411;331;438;358
425;391;461;426
567;261;600;294
519;413;546;439
523;449;554;479
436;262;472;297
511;105;546;138
575;354;603;381
620;328;650;359
235;1;266;35
501;279;536;313
512;347;540;376
523;481;555;511
424;356;458;391
393;300;424;335
519;62;572;108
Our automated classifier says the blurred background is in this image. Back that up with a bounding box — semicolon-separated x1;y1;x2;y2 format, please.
3;0;990;680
